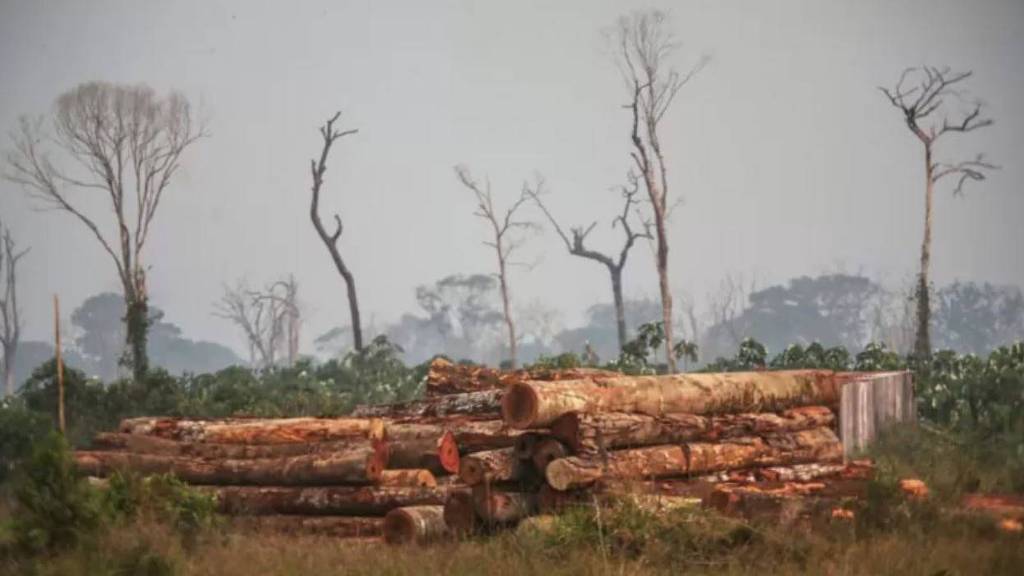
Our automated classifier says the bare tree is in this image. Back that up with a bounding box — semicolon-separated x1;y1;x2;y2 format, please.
5;82;203;382
614;11;706;373
0;221;28;395
214;278;299;370
309;112;362;352
273;275;301;366
706;274;755;350
880;66;996;358
455;166;537;369
526;172;651;351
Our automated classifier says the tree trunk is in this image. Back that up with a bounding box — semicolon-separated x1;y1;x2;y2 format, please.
443;491;479;535
75;443;388;486
386;432;461;475
471;484;536;524
379;469;437;488
124;291;149;382
385;419;527;455
2;342;14;397
458;447;529;486
914;145;934;359
212;484;459;516
544;427;842;491
610;267;627;353
497;252;517;369
119;416;386;444
383;505;448;544
550;406;836;454
655;220;677;373
230;515;383;538
502;371;840;429
423;357;620;396
341;266;364;352
353;389;503;420
93;432;378;460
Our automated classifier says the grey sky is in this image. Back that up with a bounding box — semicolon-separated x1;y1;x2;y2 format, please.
1;0;1022;356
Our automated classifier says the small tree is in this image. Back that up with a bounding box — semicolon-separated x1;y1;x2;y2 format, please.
880;66;996;358
309;112;362;352
455;166;537;369
6;82;204;382
526;172;650;352
0;220;29;395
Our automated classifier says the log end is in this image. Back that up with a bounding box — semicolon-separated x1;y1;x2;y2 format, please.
458;456;484;486
544;458;580;492
531;438;569;475
549;413;582;453
438;430;461;475
501;383;539;430
383;508;419;545
383;505;447;545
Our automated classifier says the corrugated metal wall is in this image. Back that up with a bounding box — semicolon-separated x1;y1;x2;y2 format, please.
839;371;915;456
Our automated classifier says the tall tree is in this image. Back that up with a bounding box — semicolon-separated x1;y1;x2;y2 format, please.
6;82;203;382
214;278;299;370
455;166;536;369
0;221;28;395
309;112;362;351
880;67;996;358
613;11;705;373
526;172;650;351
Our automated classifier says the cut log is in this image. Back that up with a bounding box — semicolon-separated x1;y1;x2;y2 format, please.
503;370;839;429
545;427;842;491
353;389;503;421
118;416;386;444
425;356;620;396
92;432;363;460
443;491;479;536
230;515;383;538
550;406;835;454
387;431;460;475
74;441;388;486
531;438;569;475
471;484;537;524
383;505;448;544
212;485;460;516
513;432;544;459
379;469;437;488
386;419;527;454
458;447;529;486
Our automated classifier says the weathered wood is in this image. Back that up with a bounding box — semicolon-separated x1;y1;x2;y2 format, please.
839;371;914;455
531;437;569;475
379;469;437;488
383;505;448;544
119;416;386;444
74;442;388;486
545;427;842;491
425;357;619;396
458;447;529;486
503;370;840;429
211;485;459;516
353;389;503;421
387;431;460;475
443;491;479;536
550;406;835;454
93;432;363;460
471;484;537;524
230;515;383;538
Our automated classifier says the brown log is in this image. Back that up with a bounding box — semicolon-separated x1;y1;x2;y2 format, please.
471;484;537;524
458;447;529;486
513;431;544;459
545;427;842;491
74;441;388;486
383;505;448;544
386;419;527;455
379;469;437;488
443;491;479;536
118;416;386;444
353;389;503;420
387;431;460;475
551;406;836;455
531;437;569;475
230;515;383;538
425;357;620;396
502;370;840;429
212;485;461;516
92;432;364;460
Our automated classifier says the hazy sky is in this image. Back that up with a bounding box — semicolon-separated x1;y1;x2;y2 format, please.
1;0;1022;356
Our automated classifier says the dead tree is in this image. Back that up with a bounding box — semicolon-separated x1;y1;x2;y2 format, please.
214;279;292;370
0;221;28;396
5;82;203;382
271;275;301;366
880;67;996;358
614;11;706;373
455;166;536;369
526;172;651;352
309;112;362;352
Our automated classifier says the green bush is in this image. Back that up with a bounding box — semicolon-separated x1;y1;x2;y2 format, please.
0;398;52;483
103;472;218;546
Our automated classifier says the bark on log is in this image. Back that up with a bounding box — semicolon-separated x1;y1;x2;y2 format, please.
353;389;503;421
425;357;620;396
503;371;839;429
387;431;460;475
118;416;386;444
212;485;461;516
93;432;364;460
471;484;537;524
386;419;527;455
545;427;842;491
383;505;448;544
458;447;529;486
75;442;388;486
550;406;836;455
230;515;383;538
379;469;437;488
531;438;569;475
443;491;479;536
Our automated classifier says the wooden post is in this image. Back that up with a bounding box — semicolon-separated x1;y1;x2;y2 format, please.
54;295;65;435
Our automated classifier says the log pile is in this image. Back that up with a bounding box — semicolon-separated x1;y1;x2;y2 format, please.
75;360;887;542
